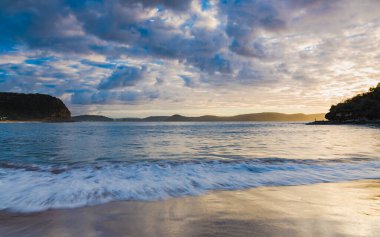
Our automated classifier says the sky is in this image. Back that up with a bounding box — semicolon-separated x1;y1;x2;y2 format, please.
1;0;380;117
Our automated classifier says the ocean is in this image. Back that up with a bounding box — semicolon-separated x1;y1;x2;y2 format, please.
0;122;379;212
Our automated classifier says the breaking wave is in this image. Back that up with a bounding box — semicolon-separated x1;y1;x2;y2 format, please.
0;158;379;212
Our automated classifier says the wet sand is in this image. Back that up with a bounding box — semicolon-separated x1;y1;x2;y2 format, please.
1;180;379;237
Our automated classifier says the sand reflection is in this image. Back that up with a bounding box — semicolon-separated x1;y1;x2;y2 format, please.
1;180;379;237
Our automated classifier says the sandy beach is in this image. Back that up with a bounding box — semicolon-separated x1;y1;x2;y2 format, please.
1;180;379;237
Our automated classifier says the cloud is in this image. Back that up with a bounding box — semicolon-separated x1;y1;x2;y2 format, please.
98;65;147;90
0;0;230;73
1;0;380;116
24;56;57;65
71;88;159;105
123;0;193;11
0;0;90;52
80;59;115;69
180;75;196;88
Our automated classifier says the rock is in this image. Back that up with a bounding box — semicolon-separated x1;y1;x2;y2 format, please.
0;92;71;121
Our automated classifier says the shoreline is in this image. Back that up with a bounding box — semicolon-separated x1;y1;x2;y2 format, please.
0;119;74;123
1;180;379;237
307;120;380;125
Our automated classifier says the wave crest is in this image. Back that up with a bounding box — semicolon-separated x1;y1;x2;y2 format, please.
0;158;379;212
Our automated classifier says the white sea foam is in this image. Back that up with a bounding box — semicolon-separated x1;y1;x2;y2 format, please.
0;159;379;212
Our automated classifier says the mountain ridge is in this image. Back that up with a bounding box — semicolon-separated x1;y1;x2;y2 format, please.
73;112;325;122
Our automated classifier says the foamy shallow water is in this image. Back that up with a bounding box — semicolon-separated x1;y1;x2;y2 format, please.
0;122;379;212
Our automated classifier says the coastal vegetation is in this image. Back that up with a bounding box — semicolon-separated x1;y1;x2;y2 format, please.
0;92;70;121
325;83;380;122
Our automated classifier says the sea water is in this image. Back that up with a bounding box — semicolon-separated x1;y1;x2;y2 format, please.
0;122;379;212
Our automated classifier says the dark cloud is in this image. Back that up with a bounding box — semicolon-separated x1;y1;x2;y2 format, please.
220;0;286;57
97;65;146;90
0;0;340;60
1;0;228;75
120;0;192;11
71;89;159;105
0;0;96;53
24;57;58;66
67;1;230;73
66;0;192;12
180;75;196;88
0;63;68;80
230;39;267;58
80;59;115;69
190;54;231;74
220;0;339;58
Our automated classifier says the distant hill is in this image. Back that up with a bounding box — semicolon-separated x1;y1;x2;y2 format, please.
164;113;325;122
71;115;114;122
0;92;71;121
142;116;170;122
116;116;169;122
326;83;380;122
117;113;325;122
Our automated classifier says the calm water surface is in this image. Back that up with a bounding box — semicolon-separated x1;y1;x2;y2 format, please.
0;122;379;212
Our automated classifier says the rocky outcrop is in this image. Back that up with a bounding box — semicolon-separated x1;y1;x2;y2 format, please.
0;92;71;121
325;83;380;122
